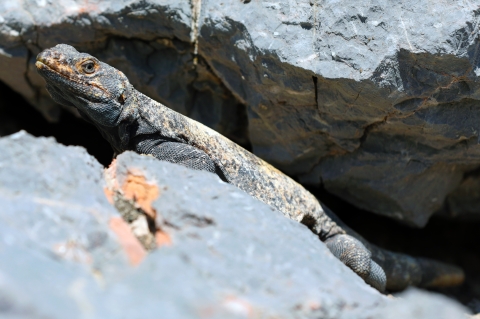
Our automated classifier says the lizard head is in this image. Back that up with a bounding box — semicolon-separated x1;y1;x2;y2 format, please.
35;44;132;127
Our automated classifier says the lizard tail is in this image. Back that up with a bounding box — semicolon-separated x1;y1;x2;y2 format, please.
322;205;465;291
366;243;464;291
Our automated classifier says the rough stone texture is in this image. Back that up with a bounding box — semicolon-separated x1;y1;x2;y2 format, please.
445;168;480;219
0;132;471;318
198;0;480;227
105;151;389;319
1;0;480;225
0;131;129;318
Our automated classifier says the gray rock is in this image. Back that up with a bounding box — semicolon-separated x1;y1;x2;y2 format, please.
445;170;480;219
1;0;480;227
0;133;470;318
198;0;480;226
0;131;128;318
105;151;389;319
371;288;471;319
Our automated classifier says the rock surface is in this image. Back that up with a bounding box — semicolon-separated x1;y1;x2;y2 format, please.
372;288;471;319
0;131;127;318
1;0;480;225
0;132;471;318
198;0;480;226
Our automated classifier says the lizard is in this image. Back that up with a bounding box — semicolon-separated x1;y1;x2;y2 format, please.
35;44;464;292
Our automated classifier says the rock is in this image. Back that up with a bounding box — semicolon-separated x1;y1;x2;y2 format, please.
445;170;480;219
1;0;480;225
198;0;480;227
105;152;393;318
0;132;470;318
371;288;471;319
0;131;129;318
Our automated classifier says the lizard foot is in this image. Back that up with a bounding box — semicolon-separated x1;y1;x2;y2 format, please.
321;205;464;291
325;234;386;292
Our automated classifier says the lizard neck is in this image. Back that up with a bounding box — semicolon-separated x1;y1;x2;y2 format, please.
96;87;189;155
111;88;176;153
88;85;141;154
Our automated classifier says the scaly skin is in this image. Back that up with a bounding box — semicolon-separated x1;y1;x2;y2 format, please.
35;44;464;292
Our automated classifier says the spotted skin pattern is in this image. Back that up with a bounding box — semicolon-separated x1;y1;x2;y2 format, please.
36;44;465;292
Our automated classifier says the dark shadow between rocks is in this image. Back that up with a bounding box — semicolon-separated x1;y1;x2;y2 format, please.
0;80;114;166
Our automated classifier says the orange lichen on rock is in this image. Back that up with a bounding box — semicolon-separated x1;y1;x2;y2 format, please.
103;187;114;204
109;217;147;266
155;230;172;247
76;3;99;15
121;173;159;219
104;159;118;188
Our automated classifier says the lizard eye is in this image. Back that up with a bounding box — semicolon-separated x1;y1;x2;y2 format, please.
81;60;96;74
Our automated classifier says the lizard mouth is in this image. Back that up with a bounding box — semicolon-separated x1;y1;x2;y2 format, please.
36;60;81;84
35;60;81;84
35;60;56;74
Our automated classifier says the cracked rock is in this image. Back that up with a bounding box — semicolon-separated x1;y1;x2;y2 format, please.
0;132;471;318
198;0;480;226
2;0;480;226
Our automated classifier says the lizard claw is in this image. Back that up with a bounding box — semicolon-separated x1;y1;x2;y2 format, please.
325;234;386;292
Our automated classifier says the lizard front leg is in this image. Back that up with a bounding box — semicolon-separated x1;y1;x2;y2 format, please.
134;136;222;176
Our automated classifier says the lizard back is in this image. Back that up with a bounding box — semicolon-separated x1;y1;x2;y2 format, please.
136;91;338;236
